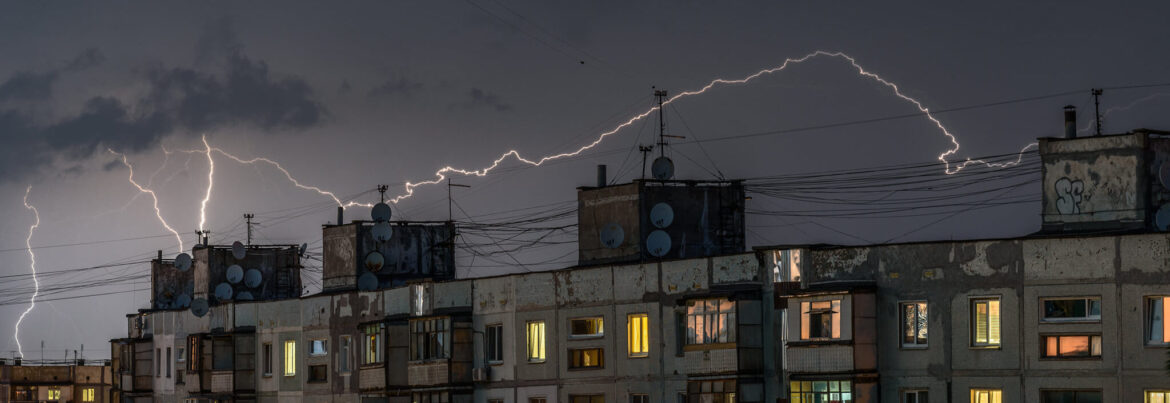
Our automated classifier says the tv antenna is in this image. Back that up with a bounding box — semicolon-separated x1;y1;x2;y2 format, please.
1092;88;1104;136
377;184;389;203
652;88;686;158
243;213;257;246
639;145;654;180
447;178;470;222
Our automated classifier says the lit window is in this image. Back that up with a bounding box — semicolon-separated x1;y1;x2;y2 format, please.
970;389;1002;403
410;317;450;361
486;324;503;363
1148;297;1170;345
364;324;383;364
310;339;328;356
47;387;61;401
283;340;296;376
570;317;604;338
1043;297;1101;322
1147;390;1170;403
568;347;604;369
262;343;273;376
1042;335;1102;358
687;298;736;345
82;387;96;402
901;302;928;347
527;321;546;362
791;380;851;403
903;389;928;403
569;395;605;403
627;313;649;357
187;335;201;371
1041;390;1101;403
800;300;841;340
629;394;649;403
339;335;352;373
972;298;1001;347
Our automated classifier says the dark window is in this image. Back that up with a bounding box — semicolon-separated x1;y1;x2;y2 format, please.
570;317;604;338
212;338;234;370
412;391;450;403
690;380;738;403
262;343;273;376
1042;335;1102;358
569;395;604;403
339;336;351;373
165;347;171;378
569;348;604;369
1041;390;1102;403
486;324;503;363
1043;298;1101;321
307;364;327;383
630;394;649;403
903;389;928;403
411;317;450;361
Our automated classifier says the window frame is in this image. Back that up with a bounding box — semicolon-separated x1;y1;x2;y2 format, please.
686;298;737;347
283;339;297;377
569;316;605;339
902;389;928;403
971;297;1002;348
627;313;650;358
262;342;273;377
900;301;929;349
339;335;352;374
569;395;605;403
1146;296;1170;346
486;323;504;364
81;387;96;402
969;388;1002;403
1041;334;1102;359
410;317;451;362
166;347;172;378
568;347;605;370
47;386;61;401
1040;389;1102;403
1040;297;1101;323
791;380;851;403
307;363;328;383
629;393;649;403
1146;390;1170;403
309;339;328;356
526;320;546;363
363;324;384;365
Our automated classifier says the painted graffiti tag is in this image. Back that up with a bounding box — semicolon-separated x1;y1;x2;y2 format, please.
1054;177;1085;214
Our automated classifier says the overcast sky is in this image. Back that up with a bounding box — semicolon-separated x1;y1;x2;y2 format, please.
2;1;1169;359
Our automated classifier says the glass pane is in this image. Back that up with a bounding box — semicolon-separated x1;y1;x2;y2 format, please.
1089;299;1101;317
988;300;1001;344
975;302;989;344
1091;335;1102;356
1058;336;1089;357
917;303;929;344
1045;336;1058;357
903;304;915;344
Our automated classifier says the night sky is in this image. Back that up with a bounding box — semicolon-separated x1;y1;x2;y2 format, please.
2;1;1169;359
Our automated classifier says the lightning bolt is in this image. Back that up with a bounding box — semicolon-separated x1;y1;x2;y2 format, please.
198;136;215;233
108;149;185;253
14;186;40;358
1080;92;1170;133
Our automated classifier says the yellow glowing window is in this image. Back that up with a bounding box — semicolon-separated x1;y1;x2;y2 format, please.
1148;390;1170;403
970;388;1002;403
972;299;1001;346
283;340;296;376
628;313;649;357
527;321;545;362
82;387;95;402
47;387;61;400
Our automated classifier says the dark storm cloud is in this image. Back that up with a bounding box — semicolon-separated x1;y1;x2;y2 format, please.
0;48;103;103
63;48;105;72
455;87;512;112
367;77;423;99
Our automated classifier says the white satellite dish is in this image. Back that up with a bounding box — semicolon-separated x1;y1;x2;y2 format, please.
358;272;379;291
600;222;624;249
225;265;244;284
365;251;385;272
190;298;209;317
231;241;246;260
646;230;672;257
236;291;254;301
371;222;393;242
244;269;263;288
174;253;192;272
214;282;234;301
371;202;392;222
175;293;191;308
651;157;674;180
650;203;674;228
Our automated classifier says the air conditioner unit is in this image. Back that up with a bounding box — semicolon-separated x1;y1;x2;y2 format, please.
472;367;490;382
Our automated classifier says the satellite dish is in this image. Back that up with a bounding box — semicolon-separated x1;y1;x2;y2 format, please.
174;253;192;272
600;222;624;249
236;291;254;301
646;230;672;257
190;298;209;317
357;272;379;291
651;157;674;180
225;265;244;284
299;243;308;257
214;283;234;301
371;202;392;222
1157;204;1170;231
365;251;385;272
155;292;174;309
231;241;246;260
371;222;393;242
244;269;263;288
175;293;191;308
650;203;674;228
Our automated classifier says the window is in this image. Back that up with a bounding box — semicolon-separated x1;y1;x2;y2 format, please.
1042;335;1102;358
166;347;172;377
569;347;604;369
1148;391;1170;403
687;298;736;345
489;400;504;403
1148;297;1170;345
972;298;1001;347
82;387;96;402
628;313;649;357
903;389;929;403
527;321;546;362
1041;390;1101;403
678;392;687;403
412;391;449;403
411;317;450;361
630;394;649;403
902;302;928;347
13;386;34;401
187;335;201;371
529;398;548;403
486;324;504;363
800;300;841;340
339;335;352;373
570;395;605;403
283;340;296;376
47;386;61;401
262;343;273;376
308;364;327;383
791;380;851;403
1043;298;1101;322
310;339;328;356
156;348;162;377
570;317;604;338
364;324;383;364
970;389;1002;403
212;338;233;370
176;346;185;384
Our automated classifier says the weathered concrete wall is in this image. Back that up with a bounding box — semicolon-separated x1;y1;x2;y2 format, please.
578;183;642;265
1040;134;1146;229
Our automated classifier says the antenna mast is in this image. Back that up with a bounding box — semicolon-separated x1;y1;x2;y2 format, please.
377;184;389;203
638;145;654;180
655;89;668;158
446;179;470;222
1092;88;1103;136
243;213;256;246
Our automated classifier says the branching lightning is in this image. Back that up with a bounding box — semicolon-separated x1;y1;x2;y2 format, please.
108;149;185;253
14;186;40;358
198;136;215;233
1079;92;1170;133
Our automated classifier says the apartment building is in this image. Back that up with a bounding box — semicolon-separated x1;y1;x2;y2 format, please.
0;361;111;403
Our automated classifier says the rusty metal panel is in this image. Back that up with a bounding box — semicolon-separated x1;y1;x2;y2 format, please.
577;183;642;265
638;181;745;261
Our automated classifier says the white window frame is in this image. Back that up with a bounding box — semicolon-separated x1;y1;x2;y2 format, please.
1041;297;1101;322
971;297;1001;347
900;301;928;348
902;389;928;403
309;339;328;356
800;299;841;340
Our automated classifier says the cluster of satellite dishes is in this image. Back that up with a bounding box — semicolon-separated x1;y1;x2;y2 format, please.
599;156;678;258
169;240;267;318
359;202;394;291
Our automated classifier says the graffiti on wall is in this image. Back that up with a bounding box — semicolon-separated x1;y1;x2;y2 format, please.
1054;177;1085;215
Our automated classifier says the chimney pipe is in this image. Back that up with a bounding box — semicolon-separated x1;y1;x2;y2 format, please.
337;206;344;226
157;250;162;261
1064;105;1077;139
597;165;607;187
